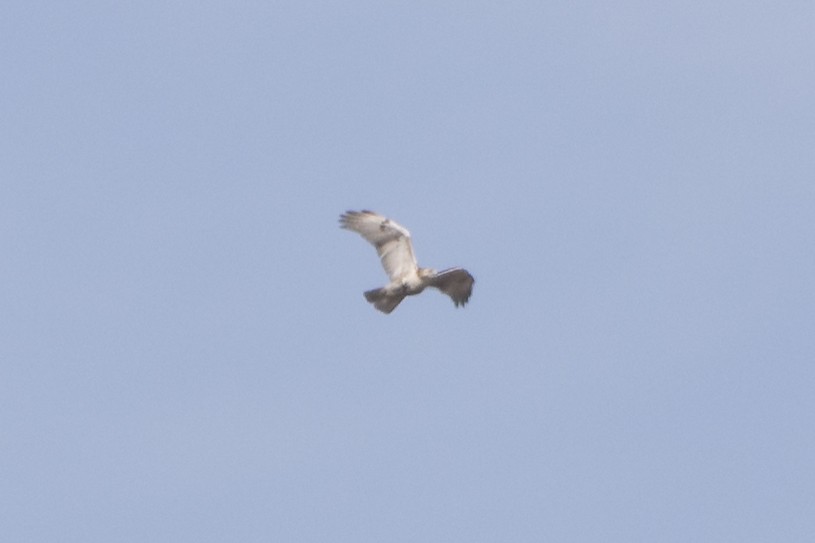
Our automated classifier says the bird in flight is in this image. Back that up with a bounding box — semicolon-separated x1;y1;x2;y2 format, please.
339;210;475;314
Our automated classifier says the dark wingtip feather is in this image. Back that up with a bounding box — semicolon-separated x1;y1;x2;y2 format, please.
339;210;376;228
338;210;358;228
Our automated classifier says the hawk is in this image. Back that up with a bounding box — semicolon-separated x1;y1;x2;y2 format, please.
339;210;475;314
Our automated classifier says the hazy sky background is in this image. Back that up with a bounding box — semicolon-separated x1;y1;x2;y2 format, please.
2;1;814;541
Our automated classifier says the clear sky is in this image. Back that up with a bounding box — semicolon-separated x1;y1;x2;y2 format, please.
2;1;814;541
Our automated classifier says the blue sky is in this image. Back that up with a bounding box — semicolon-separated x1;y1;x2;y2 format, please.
2;1;814;541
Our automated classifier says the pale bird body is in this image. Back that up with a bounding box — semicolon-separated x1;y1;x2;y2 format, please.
339;210;475;314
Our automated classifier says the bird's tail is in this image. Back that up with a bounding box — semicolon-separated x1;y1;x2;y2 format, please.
364;288;405;314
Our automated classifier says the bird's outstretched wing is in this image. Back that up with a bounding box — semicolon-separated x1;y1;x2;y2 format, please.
339;210;418;281
428;268;475;307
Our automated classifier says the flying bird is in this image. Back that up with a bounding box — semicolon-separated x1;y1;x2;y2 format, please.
339;210;475;314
